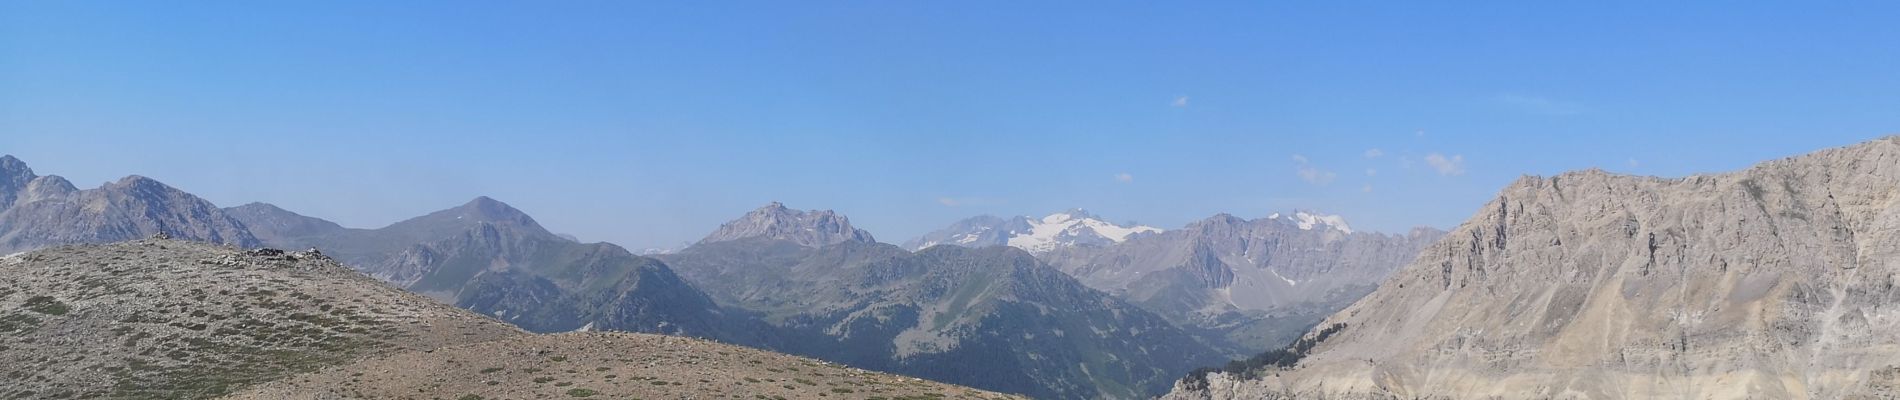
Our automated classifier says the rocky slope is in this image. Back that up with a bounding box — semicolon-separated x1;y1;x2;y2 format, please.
228;332;1027;400
1164;136;1900;399
230;197;752;341
0;238;523;399
1040;213;1443;353
662;204;1226;400
906;209;1162;254
0;156;259;254
699;202;876;248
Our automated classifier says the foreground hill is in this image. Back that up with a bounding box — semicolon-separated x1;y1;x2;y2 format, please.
662;203;1226;400
1166;136;1900;399
229;332;1026;400
0;238;523;398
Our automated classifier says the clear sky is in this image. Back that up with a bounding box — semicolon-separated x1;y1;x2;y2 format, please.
3;2;1897;249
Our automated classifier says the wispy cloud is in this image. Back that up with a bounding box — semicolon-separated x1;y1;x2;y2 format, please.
1362;184;1373;193
1292;154;1336;185
1365;168;1378;176
1363;148;1385;158
937;197;1003;207
1171;96;1189;108
1114;172;1135;183
1497;94;1588;116
1425;153;1466;176
1626;158;1641;168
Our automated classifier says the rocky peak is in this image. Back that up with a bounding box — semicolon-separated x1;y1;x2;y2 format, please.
19;175;76;203
697;202;876;248
0;155;39;210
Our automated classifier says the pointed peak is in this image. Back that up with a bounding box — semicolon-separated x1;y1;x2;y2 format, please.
108;175;177;191
454;196;530;219
0;154;28;171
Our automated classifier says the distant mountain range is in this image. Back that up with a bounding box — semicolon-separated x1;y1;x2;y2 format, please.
1165;137;1900;399
911;208;1444;354
663;204;1226;399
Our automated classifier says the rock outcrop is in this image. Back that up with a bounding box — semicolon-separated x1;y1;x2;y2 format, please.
1164;136;1900;399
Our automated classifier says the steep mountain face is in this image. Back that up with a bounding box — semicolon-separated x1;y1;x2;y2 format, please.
699;202;876;247
662;204;1226;400
0;238;523;398
906;209;1162;254
0;156;259;254
1165;136;1900;399
230;197;751;342
1039;213;1444;353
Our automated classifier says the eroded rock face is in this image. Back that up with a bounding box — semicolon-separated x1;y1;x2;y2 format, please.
1164;136;1900;400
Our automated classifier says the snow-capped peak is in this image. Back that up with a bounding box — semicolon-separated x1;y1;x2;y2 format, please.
1006;210;1162;253
1275;211;1353;234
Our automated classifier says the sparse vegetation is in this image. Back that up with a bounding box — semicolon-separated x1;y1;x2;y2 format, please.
1180;323;1348;391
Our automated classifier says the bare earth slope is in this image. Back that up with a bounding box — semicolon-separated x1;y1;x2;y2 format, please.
0;238;523;399
229;332;1027;400
1166;136;1900;400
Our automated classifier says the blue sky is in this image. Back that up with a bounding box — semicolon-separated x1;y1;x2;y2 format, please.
3;2;1897;249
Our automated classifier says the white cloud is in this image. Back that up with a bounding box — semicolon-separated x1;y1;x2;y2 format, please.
1365;168;1378;176
1627;158;1641;168
1114;173;1135;183
1425;153;1466;176
1497;94;1587;115
937;197;962;207
1171;96;1189;108
1361;184;1373;193
1292;154;1336;185
1363;148;1385;158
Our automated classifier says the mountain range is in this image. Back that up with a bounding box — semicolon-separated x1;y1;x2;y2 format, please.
0;238;1017;399
1165;136;1900;399
910;209;1444;354
0;153;1439;399
663;203;1228;399
0;155;257;254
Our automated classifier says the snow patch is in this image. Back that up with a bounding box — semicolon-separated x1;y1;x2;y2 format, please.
1268;269;1298;286
1005;211;1162;253
1279;211;1353;234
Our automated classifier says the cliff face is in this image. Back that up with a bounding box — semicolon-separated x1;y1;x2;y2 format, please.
1166;136;1900;399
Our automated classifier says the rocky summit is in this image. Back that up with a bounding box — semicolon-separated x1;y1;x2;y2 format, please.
699;202;877;248
1164;136;1900;399
0;156;258;254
